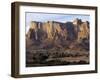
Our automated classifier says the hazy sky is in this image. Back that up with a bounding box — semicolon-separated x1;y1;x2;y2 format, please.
25;12;90;33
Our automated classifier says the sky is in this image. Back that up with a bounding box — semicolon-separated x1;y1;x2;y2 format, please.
25;12;90;33
26;12;90;26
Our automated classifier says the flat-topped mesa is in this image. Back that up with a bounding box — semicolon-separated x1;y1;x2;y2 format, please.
27;21;67;40
26;19;89;43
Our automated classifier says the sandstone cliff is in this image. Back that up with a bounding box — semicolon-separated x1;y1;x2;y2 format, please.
26;18;89;50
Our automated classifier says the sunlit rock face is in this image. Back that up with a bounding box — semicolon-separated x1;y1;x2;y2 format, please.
26;18;89;50
27;21;68;41
77;21;89;42
73;18;89;42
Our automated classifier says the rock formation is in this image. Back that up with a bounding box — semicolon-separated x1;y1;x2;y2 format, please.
26;18;90;66
26;18;89;50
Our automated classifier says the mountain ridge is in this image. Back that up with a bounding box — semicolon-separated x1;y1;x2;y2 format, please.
26;18;89;50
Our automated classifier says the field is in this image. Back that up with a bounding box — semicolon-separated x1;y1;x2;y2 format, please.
26;49;89;67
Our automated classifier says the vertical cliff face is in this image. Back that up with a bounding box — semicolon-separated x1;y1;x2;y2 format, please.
26;19;89;50
73;18;89;42
45;21;54;40
53;22;68;40
27;21;38;40
77;21;89;42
